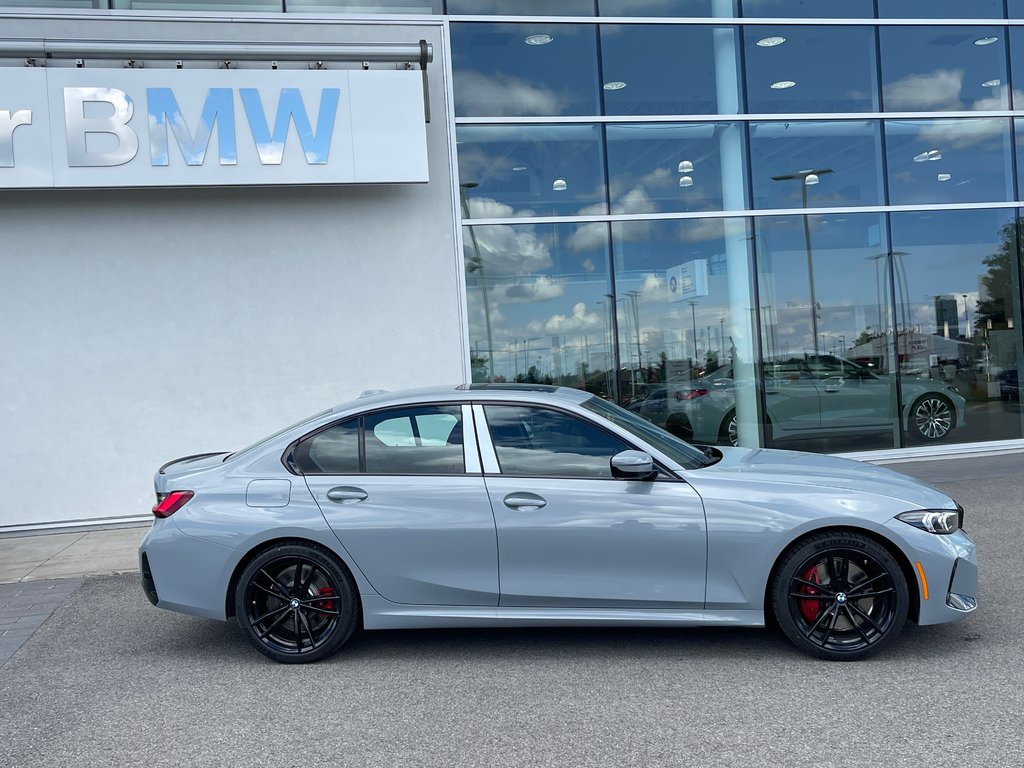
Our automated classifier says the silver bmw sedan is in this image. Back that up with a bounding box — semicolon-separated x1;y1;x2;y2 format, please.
140;384;977;664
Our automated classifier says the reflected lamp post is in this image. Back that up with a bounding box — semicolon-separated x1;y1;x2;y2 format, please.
962;293;971;339
460;181;494;381
626;289;643;380
771;168;833;354
687;300;699;367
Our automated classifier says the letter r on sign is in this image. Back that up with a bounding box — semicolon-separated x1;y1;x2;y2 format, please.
0;109;32;168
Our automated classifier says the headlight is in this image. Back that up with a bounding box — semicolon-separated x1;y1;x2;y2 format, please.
896;509;959;535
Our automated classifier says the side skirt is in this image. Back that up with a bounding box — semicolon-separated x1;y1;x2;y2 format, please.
360;596;764;630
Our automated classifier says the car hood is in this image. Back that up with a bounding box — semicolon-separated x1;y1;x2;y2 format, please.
683;446;955;510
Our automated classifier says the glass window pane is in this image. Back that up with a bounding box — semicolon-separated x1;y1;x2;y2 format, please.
447;0;596;14
880;26;1009;112
885;118;1013;205
111;0;279;8
1012;28;1024;109
0;1;105;6
295;418;359;474
464;221;617;401
606;123;746;213
484;405;629;478
1011;0;1024;19
748;121;883;209
890;209;1024;445
743;26;878;113
599;0;724;15
451;22;600;117
600;25;735;116
457;124;606;217
613;217;759;446
756;213;900;452
287;0;440;11
740;0;873;18
877;0;1003;18
1017;119;1024;195
364;406;466;474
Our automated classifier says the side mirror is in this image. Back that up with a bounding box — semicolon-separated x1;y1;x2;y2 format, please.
610;450;657;480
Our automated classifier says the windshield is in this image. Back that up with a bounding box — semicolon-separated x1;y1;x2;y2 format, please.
579;395;712;470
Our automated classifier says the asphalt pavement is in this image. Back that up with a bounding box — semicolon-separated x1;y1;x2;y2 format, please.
0;454;1021;768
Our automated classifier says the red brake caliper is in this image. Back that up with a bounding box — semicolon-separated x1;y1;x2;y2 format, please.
315;586;335;612
798;564;822;623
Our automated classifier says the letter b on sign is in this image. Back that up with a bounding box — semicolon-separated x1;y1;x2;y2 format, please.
64;87;140;167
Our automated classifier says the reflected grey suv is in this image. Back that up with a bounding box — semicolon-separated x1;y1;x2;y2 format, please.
640;355;966;446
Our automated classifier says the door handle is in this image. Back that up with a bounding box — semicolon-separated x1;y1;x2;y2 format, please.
326;486;368;504
503;492;546;511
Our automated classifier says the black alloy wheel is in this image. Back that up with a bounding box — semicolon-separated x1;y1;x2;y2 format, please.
908;395;954;442
235;543;358;664
771;532;909;661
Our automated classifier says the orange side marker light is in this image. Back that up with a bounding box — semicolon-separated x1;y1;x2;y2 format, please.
915;561;929;601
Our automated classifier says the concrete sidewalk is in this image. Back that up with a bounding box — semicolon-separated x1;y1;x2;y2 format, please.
0;526;146;584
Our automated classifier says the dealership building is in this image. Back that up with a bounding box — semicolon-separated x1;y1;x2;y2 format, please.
1;0;1023;530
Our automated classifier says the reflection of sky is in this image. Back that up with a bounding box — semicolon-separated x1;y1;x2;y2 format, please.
741;0;872;17
877;0;1004;18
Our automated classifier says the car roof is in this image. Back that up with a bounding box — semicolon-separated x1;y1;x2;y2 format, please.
331;384;591;413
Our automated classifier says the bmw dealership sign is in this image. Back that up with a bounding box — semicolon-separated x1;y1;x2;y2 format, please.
0;68;428;188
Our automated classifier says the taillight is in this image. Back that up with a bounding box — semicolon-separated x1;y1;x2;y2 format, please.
676;388;709;400
153;490;194;518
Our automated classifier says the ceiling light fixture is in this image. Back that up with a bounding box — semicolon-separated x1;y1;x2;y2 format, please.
552;177;567;191
770;80;796;90
803;173;820;185
982;79;1001;88
756;36;786;47
974;36;998;46
512;166;527;171
603;81;627;91
937;173;952;182
524;34;553;46
677;160;694;173
913;149;943;163
679;175;694;188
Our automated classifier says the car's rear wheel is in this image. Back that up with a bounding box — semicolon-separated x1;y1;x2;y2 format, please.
771;532;908;661
235;543;358;664
908;394;954;441
719;410;739;446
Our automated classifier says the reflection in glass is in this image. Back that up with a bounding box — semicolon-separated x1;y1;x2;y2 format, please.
457;124;606;218
599;0;723;14
1017;119;1024;197
876;0;1004;18
755;213;900;452
740;0;872;17
110;0;279;7
743;26;877;113
600;25;731;116
1012;29;1024;109
890;209;1024;445
606;123;744;214
287;0;440;10
451;23;599;117
885;119;1013;205
1;0;106;5
880;26;1009;112
749;121;883;209
1011;0;1024;19
613;217;758;446
447;0;595;13
464;221;616;402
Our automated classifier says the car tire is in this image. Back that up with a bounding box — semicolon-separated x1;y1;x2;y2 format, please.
235;542;359;664
719;410;739;447
770;531;909;661
907;394;954;442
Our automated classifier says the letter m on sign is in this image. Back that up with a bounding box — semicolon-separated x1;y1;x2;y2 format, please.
148;88;237;166
240;88;340;166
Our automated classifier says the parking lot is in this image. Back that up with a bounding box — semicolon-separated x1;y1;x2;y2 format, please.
1;455;1021;768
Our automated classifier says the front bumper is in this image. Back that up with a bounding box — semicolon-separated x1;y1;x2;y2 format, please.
883;520;977;626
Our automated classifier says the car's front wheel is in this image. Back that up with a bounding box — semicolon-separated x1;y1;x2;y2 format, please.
771;531;909;661
235;542;359;664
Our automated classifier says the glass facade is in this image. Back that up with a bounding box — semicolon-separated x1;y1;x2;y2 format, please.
4;0;1023;455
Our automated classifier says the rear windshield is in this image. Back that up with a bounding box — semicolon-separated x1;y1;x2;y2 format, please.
226;409;332;461
579;396;711;470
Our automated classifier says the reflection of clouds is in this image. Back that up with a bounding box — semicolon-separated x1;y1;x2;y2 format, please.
466;197;536;219
582;258;596;273
456;71;565;116
569;187;657;252
677;218;726;243
491;276;564;304
917;118;1004;149
529;302;603;335
884;69;964;111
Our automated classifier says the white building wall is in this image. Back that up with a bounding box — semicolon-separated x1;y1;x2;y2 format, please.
0;13;464;529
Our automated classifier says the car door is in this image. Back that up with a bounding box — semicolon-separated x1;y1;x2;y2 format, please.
475;402;707;609
298;404;499;606
808;355;894;429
